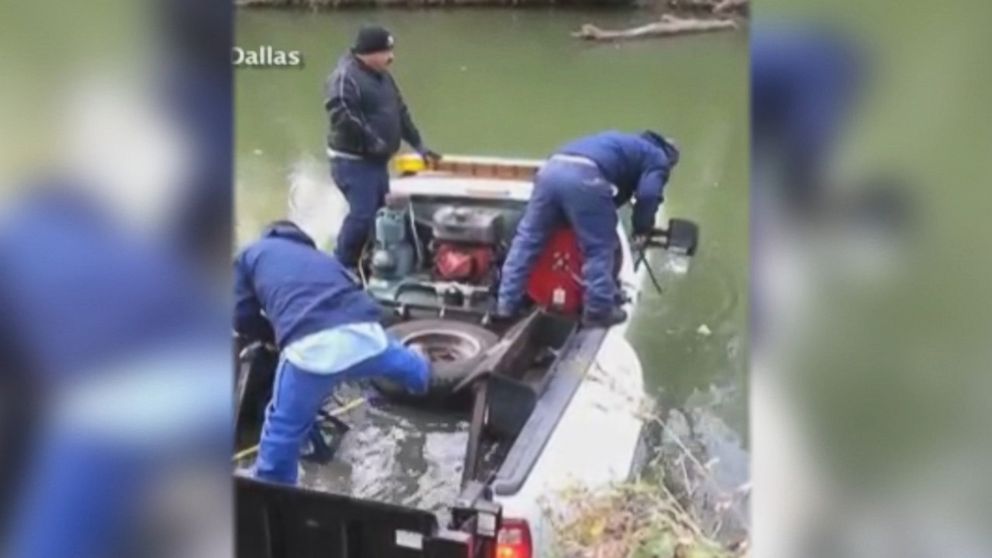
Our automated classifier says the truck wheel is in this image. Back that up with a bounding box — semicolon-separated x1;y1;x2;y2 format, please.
374;319;499;402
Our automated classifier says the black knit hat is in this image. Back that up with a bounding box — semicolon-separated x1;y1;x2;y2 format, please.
640;130;680;167
352;25;394;55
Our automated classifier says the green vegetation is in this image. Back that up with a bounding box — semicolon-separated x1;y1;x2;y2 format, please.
546;482;744;558
543;409;749;558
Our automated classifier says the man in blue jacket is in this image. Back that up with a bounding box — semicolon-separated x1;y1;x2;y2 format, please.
750;25;867;343
234;220;431;484
0;184;229;558
751;25;863;210
325;25;440;268
497;131;680;327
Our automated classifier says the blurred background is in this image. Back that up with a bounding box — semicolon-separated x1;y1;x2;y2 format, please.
0;1;231;557
751;0;992;557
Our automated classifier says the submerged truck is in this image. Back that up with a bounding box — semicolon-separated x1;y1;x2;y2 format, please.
235;155;699;558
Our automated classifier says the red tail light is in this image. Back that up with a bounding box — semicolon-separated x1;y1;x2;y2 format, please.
495;518;532;558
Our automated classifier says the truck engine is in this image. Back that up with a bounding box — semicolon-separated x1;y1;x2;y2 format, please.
364;194;506;314
430;205;503;285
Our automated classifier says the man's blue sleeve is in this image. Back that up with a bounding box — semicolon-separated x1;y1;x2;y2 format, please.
631;154;669;234
233;254;274;343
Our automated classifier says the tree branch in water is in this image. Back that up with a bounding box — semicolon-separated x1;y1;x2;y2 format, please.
572;15;738;41
713;0;748;14
668;0;749;14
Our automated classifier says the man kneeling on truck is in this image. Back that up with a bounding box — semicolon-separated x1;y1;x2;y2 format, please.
234;220;431;484
497;130;681;327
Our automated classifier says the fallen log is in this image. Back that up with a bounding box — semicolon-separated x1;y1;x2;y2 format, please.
572;15;738;41
668;0;749;14
713;0;748;14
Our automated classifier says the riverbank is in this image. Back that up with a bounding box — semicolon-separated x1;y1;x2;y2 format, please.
236;0;640;6
549;408;749;557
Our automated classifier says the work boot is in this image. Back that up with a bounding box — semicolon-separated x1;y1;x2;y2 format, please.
409;342;429;363
581;307;628;329
488;302;520;326
407;343;433;395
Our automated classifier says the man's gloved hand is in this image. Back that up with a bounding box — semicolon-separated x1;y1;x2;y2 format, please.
631;195;662;243
485;298;518;326
631;234;649;252
419;148;442;167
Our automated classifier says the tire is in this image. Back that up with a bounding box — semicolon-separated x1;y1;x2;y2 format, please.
373;319;499;401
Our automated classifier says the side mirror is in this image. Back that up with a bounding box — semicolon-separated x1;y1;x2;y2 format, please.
651;218;700;256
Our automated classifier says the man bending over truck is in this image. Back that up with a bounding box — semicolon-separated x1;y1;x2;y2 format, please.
234;220;431;484
497;130;680;327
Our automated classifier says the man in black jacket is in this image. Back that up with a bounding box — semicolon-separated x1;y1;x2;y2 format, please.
324;25;440;268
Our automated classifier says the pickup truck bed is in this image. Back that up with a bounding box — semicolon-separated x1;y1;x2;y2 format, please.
237;475;488;558
234;311;587;558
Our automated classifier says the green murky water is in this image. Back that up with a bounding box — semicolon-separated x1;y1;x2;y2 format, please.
235;8;749;458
